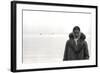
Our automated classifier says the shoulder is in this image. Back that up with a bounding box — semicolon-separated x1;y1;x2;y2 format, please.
66;39;73;45
83;40;88;46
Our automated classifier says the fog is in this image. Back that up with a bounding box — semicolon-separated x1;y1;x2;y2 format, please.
23;10;91;63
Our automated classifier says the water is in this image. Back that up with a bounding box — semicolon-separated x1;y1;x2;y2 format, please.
23;34;91;64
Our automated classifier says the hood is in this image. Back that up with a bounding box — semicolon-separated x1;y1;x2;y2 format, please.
69;32;86;41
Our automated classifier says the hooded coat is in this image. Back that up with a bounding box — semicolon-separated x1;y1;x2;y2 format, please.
63;32;89;61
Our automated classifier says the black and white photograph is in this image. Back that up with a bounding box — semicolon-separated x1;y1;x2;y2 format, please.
11;1;98;72
63;26;89;61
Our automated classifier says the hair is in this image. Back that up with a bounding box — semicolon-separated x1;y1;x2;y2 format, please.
73;26;80;32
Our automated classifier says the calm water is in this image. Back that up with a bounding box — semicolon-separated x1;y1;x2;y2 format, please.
23;34;91;64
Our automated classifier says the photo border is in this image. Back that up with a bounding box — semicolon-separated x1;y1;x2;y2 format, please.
11;1;98;72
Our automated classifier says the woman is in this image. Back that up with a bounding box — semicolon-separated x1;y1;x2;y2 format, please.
63;26;89;61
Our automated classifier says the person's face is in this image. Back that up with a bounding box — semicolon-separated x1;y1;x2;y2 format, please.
74;29;80;38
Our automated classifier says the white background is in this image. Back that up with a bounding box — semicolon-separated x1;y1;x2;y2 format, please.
0;0;99;73
22;4;92;63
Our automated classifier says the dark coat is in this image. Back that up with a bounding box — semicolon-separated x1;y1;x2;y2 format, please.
63;32;89;61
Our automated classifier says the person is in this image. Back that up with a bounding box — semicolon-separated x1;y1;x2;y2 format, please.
63;26;89;61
